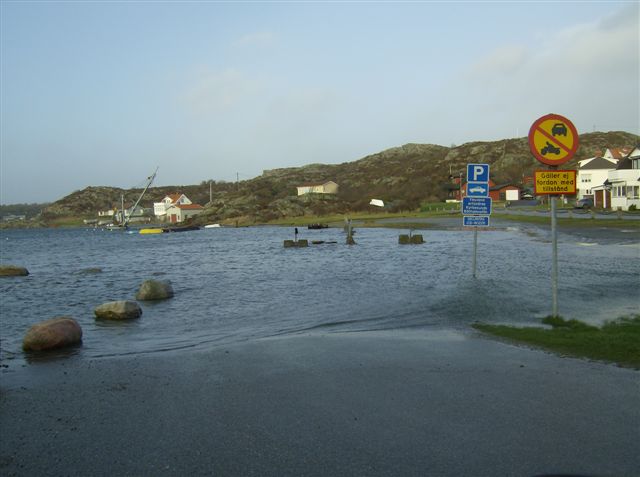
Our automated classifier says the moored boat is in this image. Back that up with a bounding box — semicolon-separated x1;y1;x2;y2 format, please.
139;228;164;235
163;225;201;233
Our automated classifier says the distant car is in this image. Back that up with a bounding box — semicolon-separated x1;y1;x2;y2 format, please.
575;198;594;209
469;186;486;194
521;193;534;200
552;123;567;136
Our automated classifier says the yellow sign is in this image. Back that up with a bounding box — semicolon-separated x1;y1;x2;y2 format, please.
528;114;579;166
534;170;577;195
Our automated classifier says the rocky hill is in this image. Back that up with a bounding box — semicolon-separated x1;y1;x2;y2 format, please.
41;131;638;224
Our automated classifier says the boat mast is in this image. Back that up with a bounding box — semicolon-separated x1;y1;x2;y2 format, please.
123;167;158;227
120;194;125;225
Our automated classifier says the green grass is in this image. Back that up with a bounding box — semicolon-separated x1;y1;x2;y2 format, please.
46;217;88;227
473;315;640;369
496;213;640;228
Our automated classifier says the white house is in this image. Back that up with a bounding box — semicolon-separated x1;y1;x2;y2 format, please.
607;146;640;211
603;147;631;162
296;181;338;196
165;203;204;223
576;156;617;202
154;193;193;218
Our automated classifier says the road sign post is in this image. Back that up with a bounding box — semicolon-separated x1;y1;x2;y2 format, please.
463;164;491;278
528;113;579;317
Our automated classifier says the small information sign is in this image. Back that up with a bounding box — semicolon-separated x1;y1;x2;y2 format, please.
466;181;489;197
534;170;577;195
463;216;490;227
462;197;492;215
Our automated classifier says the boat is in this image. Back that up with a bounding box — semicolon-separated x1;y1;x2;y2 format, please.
139;228;164;235
163;225;201;233
139;225;201;234
104;168;158;231
307;223;328;229
204;224;221;228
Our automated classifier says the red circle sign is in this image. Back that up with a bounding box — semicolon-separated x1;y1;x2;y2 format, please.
528;113;579;166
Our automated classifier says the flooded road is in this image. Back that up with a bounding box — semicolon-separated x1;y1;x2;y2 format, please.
1;222;638;366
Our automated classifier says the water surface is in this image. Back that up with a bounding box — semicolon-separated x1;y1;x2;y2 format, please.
1;225;638;366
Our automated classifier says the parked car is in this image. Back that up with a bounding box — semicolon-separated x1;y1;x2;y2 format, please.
574;198;594;209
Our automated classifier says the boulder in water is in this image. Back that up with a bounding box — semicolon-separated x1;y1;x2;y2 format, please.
135;280;174;301
0;265;29;276
22;317;82;351
94;300;142;320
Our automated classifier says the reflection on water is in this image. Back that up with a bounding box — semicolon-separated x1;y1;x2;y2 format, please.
1;225;638;366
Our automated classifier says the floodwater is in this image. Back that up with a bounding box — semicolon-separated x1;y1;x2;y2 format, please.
1;224;638;366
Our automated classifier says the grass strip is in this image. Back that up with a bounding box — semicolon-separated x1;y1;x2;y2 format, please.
494;214;640;228
473;315;640;369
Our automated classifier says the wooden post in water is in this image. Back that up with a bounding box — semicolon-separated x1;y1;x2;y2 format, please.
346;219;355;245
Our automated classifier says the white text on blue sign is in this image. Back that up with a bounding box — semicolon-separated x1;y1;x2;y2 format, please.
462;197;492;215
467;163;490;183
463;216;490;227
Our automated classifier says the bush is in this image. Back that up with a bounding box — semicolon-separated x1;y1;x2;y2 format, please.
542;315;598;331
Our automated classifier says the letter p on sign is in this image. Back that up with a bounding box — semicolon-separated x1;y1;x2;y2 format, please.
467;163;489;183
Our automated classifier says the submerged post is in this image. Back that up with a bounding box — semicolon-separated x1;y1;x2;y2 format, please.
346;219;355;245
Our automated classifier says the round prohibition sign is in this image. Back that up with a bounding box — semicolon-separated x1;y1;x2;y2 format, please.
528;113;579;166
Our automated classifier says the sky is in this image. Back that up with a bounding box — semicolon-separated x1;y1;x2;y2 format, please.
1;1;638;204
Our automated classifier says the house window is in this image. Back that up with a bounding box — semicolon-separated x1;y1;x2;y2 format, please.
632;186;640;198
614;186;626;197
581;174;592;183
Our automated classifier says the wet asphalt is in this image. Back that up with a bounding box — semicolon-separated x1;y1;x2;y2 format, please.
1;330;638;476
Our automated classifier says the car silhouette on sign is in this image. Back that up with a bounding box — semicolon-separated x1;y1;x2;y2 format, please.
469;186;486;194
552;123;567;136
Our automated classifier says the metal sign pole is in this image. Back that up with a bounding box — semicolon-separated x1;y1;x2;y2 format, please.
550;194;559;316
472;227;478;278
528;114;579;319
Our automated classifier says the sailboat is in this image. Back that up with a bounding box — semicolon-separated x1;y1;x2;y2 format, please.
104;168;158;231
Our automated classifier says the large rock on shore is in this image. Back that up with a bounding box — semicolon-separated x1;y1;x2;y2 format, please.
94;300;142;320
0;265;29;276
22;317;82;351
135;280;174;301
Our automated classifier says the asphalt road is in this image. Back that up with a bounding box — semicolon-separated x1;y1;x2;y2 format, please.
1;330;638;476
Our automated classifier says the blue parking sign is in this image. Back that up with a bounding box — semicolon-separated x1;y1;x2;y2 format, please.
467;163;489;183
466;181;489;197
463;216;490;227
462;197;492;215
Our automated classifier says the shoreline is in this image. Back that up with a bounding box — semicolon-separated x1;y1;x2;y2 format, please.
2;207;640;231
1;329;638;476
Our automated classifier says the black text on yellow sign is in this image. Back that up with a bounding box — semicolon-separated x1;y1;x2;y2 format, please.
534;170;577;195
